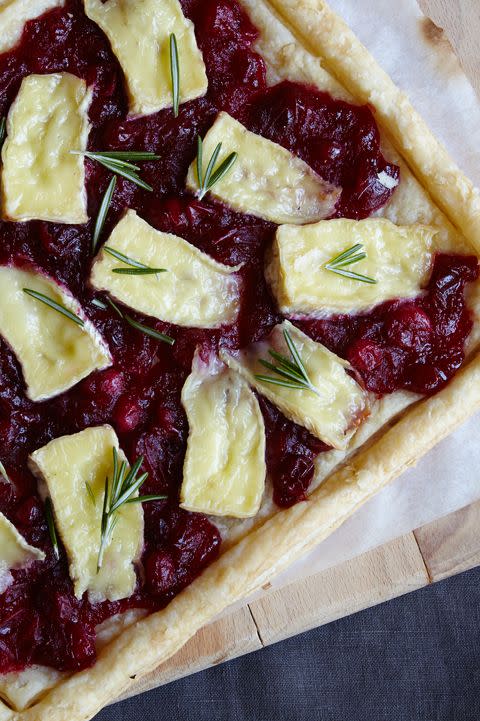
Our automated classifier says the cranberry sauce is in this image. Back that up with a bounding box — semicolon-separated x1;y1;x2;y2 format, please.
300;254;479;396
0;0;470;674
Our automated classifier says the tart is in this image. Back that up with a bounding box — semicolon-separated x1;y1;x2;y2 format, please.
0;0;479;718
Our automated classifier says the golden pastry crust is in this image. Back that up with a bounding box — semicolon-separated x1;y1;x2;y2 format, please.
1;1;480;718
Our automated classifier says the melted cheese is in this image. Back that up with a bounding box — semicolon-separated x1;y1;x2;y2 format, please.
90;210;241;328
180;352;266;518
29;425;143;602
0;0;64;53
83;0;207;116
186;112;340;224
221;321;367;450
1;73;90;223
0;266;111;401
0;512;44;594
266;219;437;316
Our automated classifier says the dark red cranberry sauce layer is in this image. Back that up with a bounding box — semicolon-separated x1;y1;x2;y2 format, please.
0;0;476;674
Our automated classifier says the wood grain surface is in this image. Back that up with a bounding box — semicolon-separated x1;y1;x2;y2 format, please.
419;0;480;96
112;1;480;704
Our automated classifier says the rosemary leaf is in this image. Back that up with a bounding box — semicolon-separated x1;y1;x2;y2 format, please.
170;33;180;118
208;152;238;188
45;497;60;560
0;461;11;485
0;117;6;151
324;243;377;285
23;288;84;327
91;151;160;161
124;314;175;346
72;150;156;191
125;494;167;505
92;298;108;310
326;267;377;284
96;157;153;192
105;297;174;345
93;175;116;252
196;135;238;200
85;482;96;506
104;246;167;276
112;267;167;276
254;329;319;395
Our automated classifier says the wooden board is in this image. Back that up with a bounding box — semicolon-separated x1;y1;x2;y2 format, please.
119;501;480;703
115;0;480;704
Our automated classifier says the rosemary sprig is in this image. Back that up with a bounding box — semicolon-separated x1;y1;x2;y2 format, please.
254;328;319;395
45;497;60;560
106;297;175;346
97;448;166;570
92;298;108;310
324;243;377;285
85;482;96;506
0;461;10;485
104;246;167;276
0;117;6;152
72;150;159;191
170;33;180;118
23;288;84;327
196;135;238;200
92;175;116;252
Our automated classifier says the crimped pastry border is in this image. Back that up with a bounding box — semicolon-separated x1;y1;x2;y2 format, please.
1;1;480;719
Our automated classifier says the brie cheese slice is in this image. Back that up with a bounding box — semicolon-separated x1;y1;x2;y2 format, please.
0;0;64;53
221;321;367;450
266;219;437;316
1;73;91;223
29;425;143;602
186;112;340;224
180;352;266;518
83;0;207;116
90;210;241;328
0;513;45;594
0;266;111;402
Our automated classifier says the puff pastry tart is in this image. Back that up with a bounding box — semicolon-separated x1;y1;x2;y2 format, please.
0;0;479;718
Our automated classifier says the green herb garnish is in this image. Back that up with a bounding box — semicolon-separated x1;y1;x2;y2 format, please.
45;497;60;560
196;135;237;200
106;298;174;346
72;150;159;191
0;461;10;485
104;246;167;277
92;175;116;252
23;288;84;327
254;328;319;395
0;117;6;152
85;482;96;506
324;243;377;284
97;448;166;570
170;33;180;118
92;298;108;310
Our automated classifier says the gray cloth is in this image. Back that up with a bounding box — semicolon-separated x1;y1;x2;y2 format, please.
96;566;480;721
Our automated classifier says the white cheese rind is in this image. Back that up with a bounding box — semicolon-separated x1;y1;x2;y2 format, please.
1;72;90;223
0;0;64;53
83;0;207;116
180;352;266;518
90;210;241;328
0;266;111;401
29;425;143;602
0;512;45;594
221;321;367;450
186;112;340;224
266;219;437;316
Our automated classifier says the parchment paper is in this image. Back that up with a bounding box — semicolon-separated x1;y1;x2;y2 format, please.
230;0;480;605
